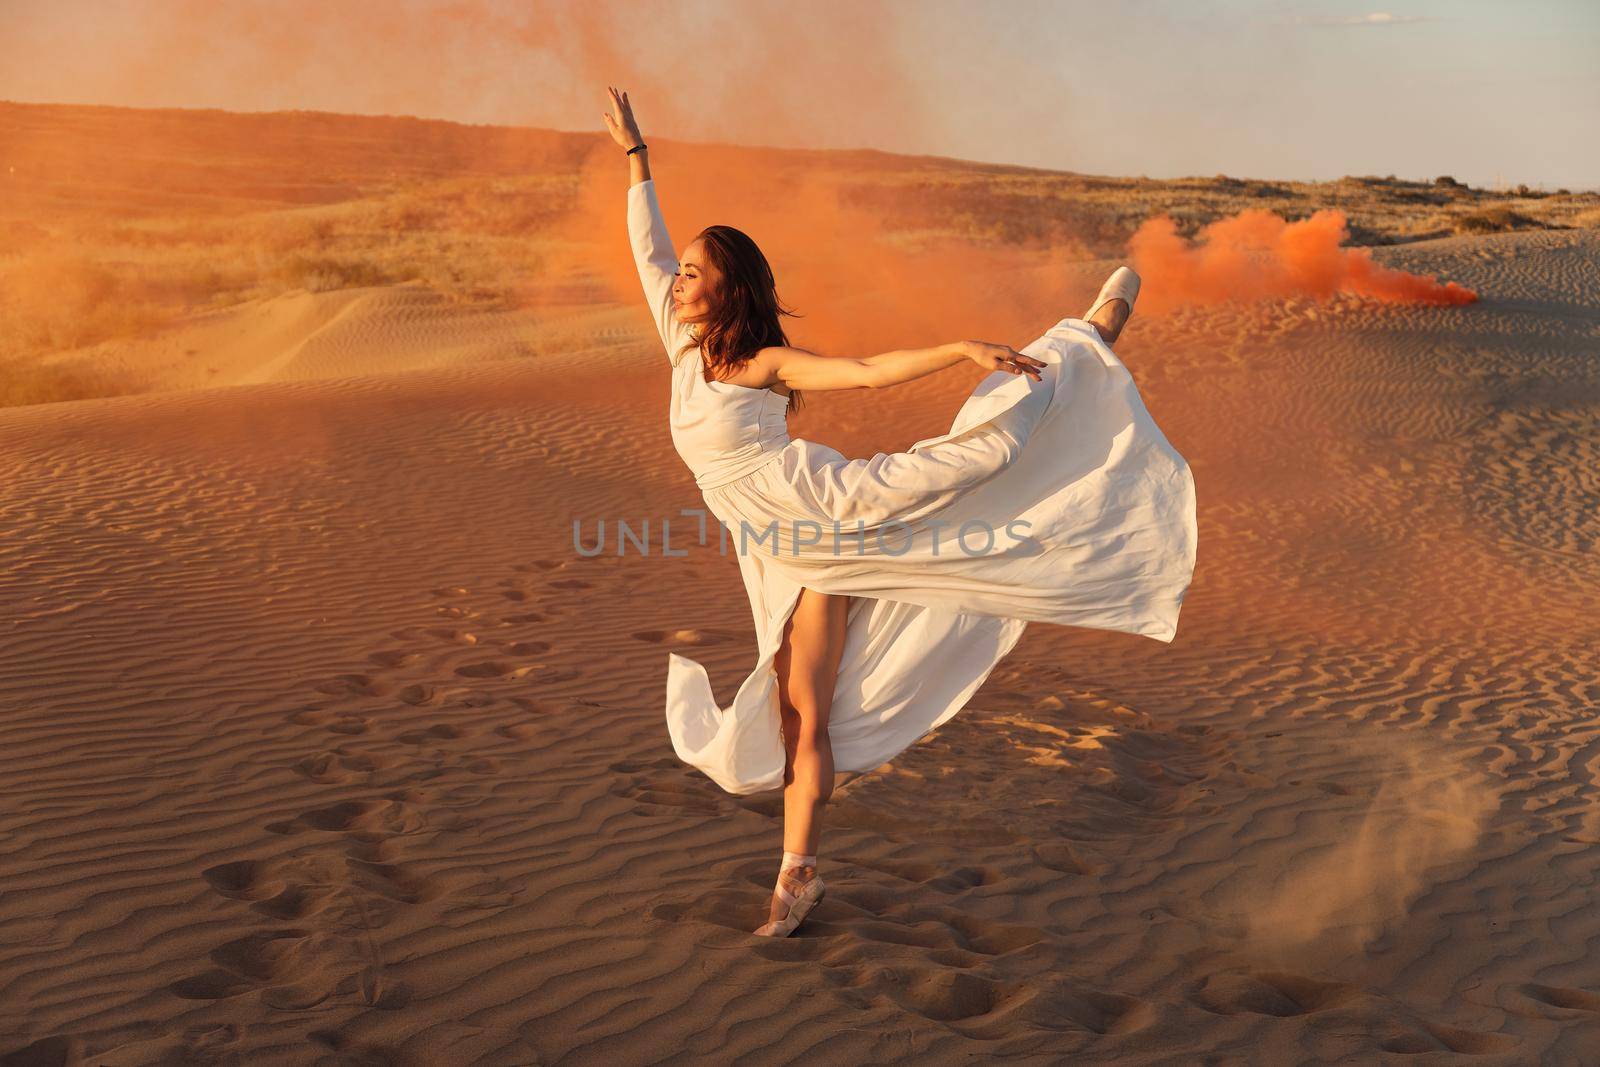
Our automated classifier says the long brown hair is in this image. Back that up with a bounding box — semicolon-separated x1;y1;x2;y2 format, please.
672;223;805;416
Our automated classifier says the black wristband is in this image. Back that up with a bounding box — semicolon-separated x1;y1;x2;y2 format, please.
626;142;647;155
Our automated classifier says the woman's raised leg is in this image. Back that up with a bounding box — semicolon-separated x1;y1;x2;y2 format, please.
1088;297;1131;344
766;586;849;927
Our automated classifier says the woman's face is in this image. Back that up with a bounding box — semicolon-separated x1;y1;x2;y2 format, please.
673;238;719;323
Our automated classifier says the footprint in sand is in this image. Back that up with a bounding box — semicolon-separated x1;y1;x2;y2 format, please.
291;749;392;784
501;611;547;625
657;855;1052;1036
1516;982;1600;1014
395;723;475;745
184;865;352;1008
841;854;1008;896
313;673;393;698
631;629;733;646
202;857;342;923
719;891;1111;1039
396;683;438;706
172;928;324;996
264;797;428;838
81;1022;246;1064
608;756;725;817
424;626;480;644
844;901;1046;957
202;859;284;901
1191;970;1362;1017
454;659;521;679
324;715;372;736
286;706;373;737
286;705;335;727
1031;841;1097;875
1380;1021;1518;1056
992;975;1156;1038
367;649;420;669
169;927;411;1011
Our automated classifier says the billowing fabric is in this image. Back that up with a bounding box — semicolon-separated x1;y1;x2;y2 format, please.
629;178;1198;795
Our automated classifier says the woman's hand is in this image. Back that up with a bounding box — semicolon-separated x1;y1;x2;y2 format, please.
603;86;644;150
961;341;1045;382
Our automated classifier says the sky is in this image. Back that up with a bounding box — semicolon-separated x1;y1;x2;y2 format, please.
2;0;1597;190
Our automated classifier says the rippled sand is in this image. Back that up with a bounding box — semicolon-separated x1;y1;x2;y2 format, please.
2;105;1598;1063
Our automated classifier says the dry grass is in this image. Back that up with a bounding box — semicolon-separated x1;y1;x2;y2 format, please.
3;100;1596;408
0;174;572;372
829;166;1598;253
1452;207;1541;235
0;359;149;409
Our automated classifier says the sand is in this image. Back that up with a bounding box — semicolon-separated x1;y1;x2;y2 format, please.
3;110;1600;1064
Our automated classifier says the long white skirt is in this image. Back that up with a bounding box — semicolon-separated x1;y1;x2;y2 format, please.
665;316;1198;795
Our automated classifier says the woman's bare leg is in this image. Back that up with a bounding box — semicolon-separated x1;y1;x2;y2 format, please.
1089;297;1131;345
768;587;849;924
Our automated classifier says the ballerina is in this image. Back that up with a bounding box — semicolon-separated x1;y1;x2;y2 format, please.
605;87;1197;938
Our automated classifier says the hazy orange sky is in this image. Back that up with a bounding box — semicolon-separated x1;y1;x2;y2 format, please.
2;0;1597;190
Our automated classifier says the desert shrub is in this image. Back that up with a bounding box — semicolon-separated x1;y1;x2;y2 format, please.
0;359;147;409
1453;207;1536;234
271;253;403;292
0;250;172;356
373;198;434;233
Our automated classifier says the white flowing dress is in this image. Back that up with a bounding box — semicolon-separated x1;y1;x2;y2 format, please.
628;179;1198;796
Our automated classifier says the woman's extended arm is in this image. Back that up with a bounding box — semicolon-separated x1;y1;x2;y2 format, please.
770;341;1045;392
607;88;696;366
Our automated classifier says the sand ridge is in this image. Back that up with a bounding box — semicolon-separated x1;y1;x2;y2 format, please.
1;113;1598;1061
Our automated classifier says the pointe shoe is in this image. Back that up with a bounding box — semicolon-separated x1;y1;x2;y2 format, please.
1083;266;1141;344
752;866;826;938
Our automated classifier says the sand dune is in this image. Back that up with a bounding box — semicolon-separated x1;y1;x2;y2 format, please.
27;282;627;392
2;108;1600;1063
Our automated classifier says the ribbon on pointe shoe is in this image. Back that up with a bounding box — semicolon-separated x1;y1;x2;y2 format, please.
753;852;825;937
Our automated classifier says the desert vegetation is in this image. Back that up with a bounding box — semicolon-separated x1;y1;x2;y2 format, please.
3;101;1596;407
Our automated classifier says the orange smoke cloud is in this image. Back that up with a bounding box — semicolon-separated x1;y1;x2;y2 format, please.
1128;208;1477;314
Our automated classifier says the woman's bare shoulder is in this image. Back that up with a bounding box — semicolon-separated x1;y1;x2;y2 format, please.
751;347;796;395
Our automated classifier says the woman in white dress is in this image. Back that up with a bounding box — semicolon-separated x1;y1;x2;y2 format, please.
604;88;1197;938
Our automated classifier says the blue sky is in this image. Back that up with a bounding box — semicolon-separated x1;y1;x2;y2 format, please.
3;0;1596;189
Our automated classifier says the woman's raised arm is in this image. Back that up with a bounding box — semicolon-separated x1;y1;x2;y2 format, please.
606;87;695;366
604;86;651;187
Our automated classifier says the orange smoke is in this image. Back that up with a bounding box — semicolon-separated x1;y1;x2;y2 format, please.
1128;208;1477;314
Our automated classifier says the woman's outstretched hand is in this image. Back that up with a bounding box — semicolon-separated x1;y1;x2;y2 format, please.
603;86;644;150
962;341;1045;382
